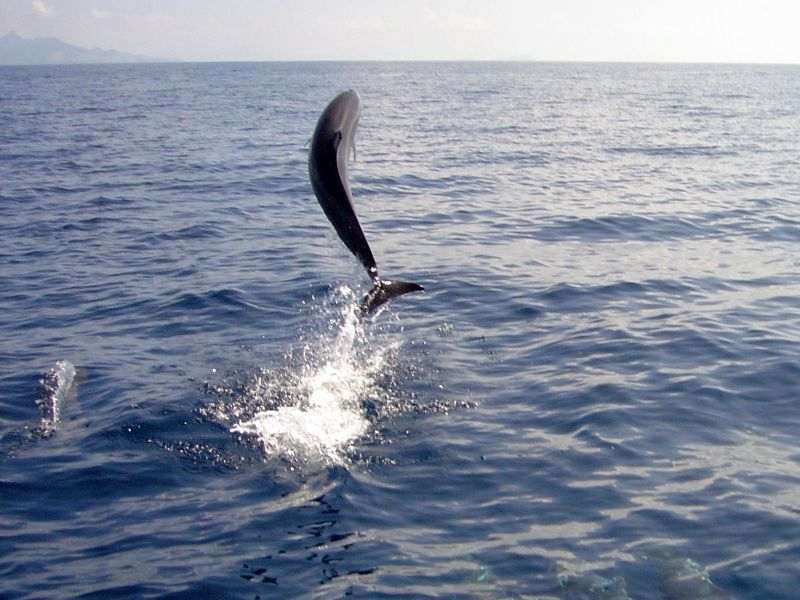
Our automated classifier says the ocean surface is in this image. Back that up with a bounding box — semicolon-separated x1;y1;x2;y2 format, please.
1;61;800;599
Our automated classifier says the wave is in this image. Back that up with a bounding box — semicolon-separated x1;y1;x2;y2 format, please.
607;145;736;158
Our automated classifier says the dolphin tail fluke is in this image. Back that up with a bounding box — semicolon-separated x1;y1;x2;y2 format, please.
360;279;424;315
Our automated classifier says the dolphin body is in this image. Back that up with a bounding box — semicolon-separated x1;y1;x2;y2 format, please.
309;90;423;315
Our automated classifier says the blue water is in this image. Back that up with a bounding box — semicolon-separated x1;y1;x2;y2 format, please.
2;61;800;599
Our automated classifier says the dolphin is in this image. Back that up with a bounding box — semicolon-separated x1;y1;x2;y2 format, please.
308;90;423;315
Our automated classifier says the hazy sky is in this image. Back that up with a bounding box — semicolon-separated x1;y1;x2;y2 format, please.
3;0;799;63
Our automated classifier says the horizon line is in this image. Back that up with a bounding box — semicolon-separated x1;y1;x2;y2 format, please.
3;31;798;67
2;58;800;67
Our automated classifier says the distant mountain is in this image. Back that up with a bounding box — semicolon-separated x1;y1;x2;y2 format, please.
0;31;164;65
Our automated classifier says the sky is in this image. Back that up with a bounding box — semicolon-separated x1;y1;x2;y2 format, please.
2;0;799;63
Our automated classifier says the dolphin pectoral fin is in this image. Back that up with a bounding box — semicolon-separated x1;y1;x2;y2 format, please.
360;280;424;315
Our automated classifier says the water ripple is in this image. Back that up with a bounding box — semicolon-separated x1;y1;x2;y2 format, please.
1;61;799;600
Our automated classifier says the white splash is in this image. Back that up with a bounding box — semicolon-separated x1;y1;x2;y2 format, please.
37;360;76;435
232;287;396;465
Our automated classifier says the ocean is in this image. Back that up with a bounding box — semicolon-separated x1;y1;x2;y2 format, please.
1;61;799;599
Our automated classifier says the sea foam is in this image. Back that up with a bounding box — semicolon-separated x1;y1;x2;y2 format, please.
232;287;395;465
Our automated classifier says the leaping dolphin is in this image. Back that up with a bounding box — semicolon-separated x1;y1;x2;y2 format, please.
309;90;423;315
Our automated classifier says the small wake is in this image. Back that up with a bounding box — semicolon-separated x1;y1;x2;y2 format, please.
214;286;400;466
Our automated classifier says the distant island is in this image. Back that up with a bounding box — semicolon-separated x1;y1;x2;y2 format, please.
0;31;165;65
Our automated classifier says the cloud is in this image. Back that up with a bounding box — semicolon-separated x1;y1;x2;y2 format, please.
32;1;53;17
91;9;111;19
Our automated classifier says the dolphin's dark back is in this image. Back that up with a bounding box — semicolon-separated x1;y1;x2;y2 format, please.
308;90;377;276
308;90;424;315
